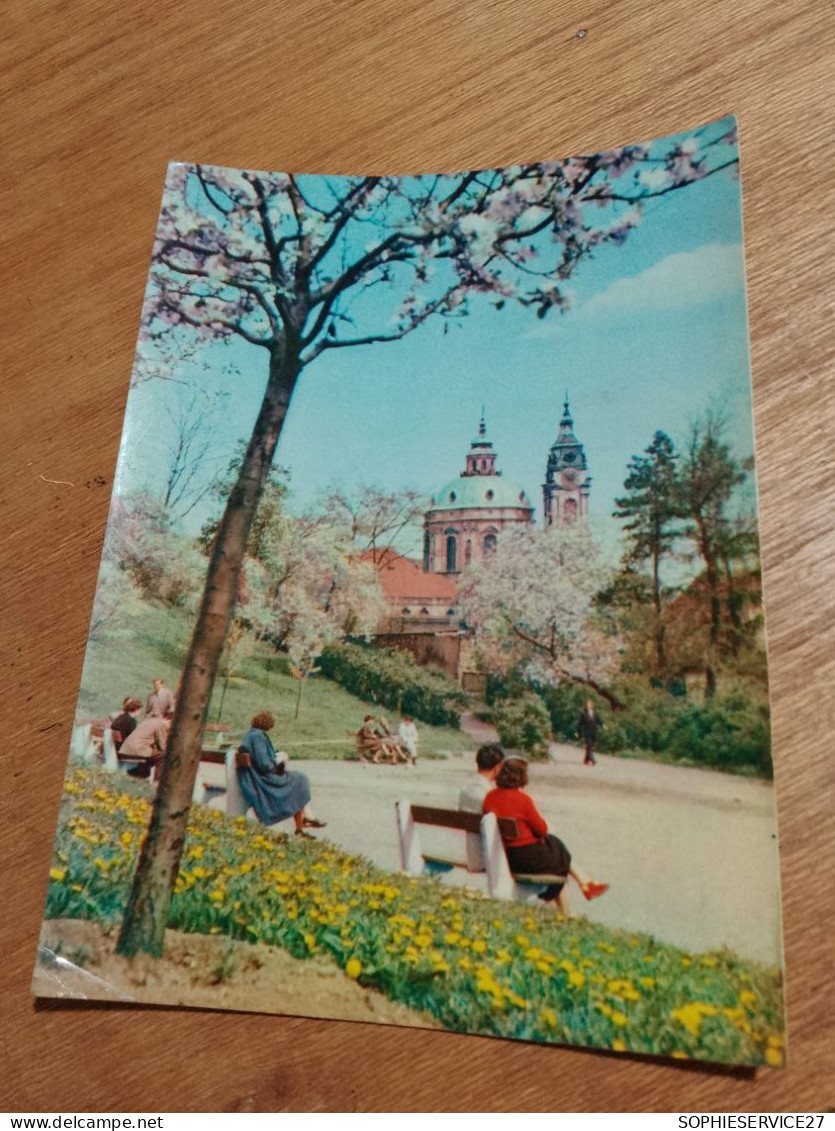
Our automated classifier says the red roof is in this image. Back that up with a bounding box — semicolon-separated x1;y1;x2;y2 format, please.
360;550;458;602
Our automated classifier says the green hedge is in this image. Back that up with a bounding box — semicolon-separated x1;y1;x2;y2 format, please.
489;672;772;777
318;643;467;728
491;693;552;761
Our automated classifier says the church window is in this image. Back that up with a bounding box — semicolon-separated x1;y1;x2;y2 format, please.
464;540;472;564
446;535;457;573
564;498;578;523
402;607;412;614
483;533;497;555
423;531;430;572
449;490;456;502
486;489;494;501
420;607;429;615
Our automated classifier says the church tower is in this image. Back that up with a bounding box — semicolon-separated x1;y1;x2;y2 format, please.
542;395;591;525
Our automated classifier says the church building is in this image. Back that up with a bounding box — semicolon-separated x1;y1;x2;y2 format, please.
368;398;591;684
422;414;534;575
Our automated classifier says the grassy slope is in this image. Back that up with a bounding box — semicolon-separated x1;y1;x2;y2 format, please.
76;603;472;759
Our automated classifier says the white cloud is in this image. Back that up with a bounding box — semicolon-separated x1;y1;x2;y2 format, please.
580;242;744;318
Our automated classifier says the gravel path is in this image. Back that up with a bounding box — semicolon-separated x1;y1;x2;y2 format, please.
204;745;783;967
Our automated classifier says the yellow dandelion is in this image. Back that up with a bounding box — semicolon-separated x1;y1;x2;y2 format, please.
208;889;225;903
541;1007;558;1029
472;940;487;955
610;1011;628;1028
764;1046;783;1068
612;1039;627;1052
345;958;361;979
49;867;67;883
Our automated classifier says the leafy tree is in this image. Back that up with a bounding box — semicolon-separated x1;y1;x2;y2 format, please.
677;415;747;697
119;127;739;956
613;431;681;675
459;525;624;709
491;693;553;761
107;494;206;611
88;560;146;643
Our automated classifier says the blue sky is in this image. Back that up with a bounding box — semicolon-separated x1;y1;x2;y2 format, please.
118;119;756;563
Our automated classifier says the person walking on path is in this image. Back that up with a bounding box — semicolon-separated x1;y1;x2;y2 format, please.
145;676;175;719
236;712;326;838
483;757;609;915
577;699;603;766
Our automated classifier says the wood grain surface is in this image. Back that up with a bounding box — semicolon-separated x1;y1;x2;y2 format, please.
2;0;833;1112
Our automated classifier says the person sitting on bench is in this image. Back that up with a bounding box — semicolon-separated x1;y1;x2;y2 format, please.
483;757;609;915
110;697;143;754
118;711;172;779
236;712;325;838
458;743;505;871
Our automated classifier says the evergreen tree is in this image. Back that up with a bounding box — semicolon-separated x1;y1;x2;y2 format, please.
613;431;681;675
678;416;746;697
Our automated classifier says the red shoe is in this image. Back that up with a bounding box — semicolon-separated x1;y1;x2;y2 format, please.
581;882;609;901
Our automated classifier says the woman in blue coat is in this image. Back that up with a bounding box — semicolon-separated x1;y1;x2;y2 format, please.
236;712;324;837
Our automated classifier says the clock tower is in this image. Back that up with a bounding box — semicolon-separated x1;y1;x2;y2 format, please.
542;395;591;525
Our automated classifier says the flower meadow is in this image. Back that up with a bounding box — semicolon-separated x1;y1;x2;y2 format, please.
43;767;784;1066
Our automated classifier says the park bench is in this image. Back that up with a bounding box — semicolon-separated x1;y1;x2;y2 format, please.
395;800;567;905
70;722;244;806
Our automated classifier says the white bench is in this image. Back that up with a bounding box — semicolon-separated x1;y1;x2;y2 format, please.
395;800;567;905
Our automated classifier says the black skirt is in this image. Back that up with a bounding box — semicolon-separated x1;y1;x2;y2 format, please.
506;834;571;877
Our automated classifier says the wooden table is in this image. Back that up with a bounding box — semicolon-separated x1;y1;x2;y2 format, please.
2;0;833;1112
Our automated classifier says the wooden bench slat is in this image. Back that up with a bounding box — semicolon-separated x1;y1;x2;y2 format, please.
199;749;228;764
410;805;518;840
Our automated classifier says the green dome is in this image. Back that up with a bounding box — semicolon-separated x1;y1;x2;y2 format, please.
428;476;532;512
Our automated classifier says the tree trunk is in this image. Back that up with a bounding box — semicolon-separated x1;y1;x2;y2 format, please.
117;337;301;958
651;545;665;674
696;518;720;700
294;674;304;720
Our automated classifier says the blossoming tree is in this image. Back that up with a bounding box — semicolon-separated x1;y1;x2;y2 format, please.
118;122;738;955
458;525;623;707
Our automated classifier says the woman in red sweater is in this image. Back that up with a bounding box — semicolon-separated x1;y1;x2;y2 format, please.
483;757;608;914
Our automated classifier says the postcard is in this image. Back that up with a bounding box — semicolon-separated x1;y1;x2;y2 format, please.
34;116;785;1067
